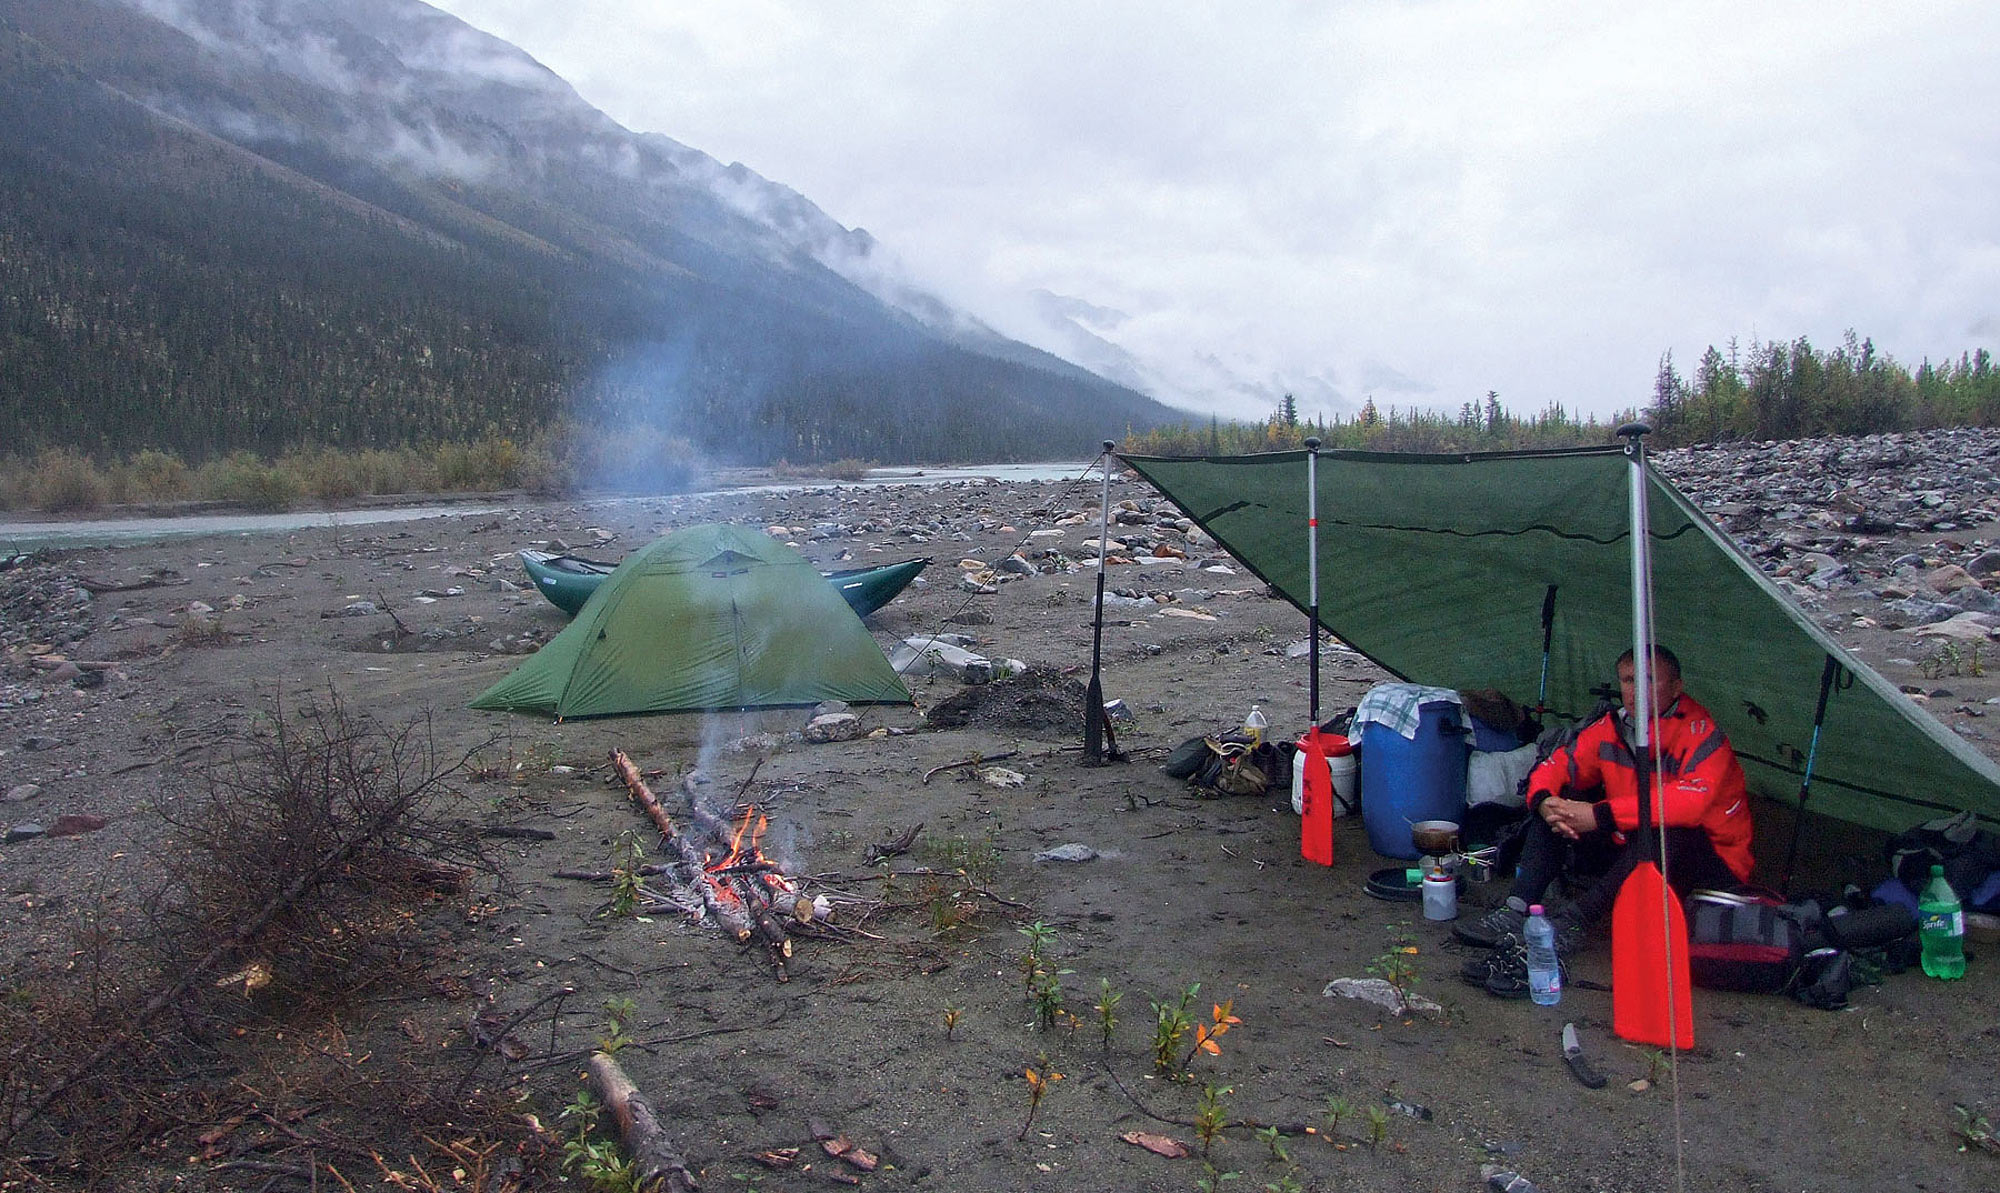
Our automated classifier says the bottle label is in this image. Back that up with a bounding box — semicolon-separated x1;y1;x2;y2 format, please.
1921;910;1965;937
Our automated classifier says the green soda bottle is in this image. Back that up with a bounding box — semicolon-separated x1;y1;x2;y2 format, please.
1918;863;1966;980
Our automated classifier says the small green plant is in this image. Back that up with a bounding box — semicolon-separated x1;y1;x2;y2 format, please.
1364;1104;1389;1150
1366;925;1421;1001
1920;640;1985;679
560;1088;641;1192
1018;1053;1063;1140
942;1004;963;1041
1030;966;1073;1030
920;875;967;934
1150;984;1199;1076
1262;1172;1304;1193
606;832;647;918
1193;1084;1232;1156
1953;1104;2000;1154
1643;1047;1668;1086
1093;978;1122;1051
1195;1163;1241;1192
1323;1094;1352;1139
1018;921;1057;992
1255;1125;1290;1165
598;996;637;1055
919;829;1000;887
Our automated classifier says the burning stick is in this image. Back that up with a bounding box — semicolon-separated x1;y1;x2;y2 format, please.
611;750;752;942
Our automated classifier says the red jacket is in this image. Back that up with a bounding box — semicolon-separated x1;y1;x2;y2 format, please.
1526;694;1755;883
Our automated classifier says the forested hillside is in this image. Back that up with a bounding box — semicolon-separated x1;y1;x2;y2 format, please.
0;0;1173;469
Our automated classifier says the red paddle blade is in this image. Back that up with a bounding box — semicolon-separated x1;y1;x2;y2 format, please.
1612;862;1695;1048
1299;731;1334;867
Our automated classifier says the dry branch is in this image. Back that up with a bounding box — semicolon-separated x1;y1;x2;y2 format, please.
587;1051;697;1193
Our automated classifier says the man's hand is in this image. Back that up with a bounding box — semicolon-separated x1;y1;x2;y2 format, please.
1540;796;1598;841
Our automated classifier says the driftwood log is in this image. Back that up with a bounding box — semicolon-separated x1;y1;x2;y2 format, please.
586;1051;697;1193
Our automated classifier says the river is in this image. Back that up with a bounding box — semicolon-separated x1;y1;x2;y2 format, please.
0;461;1100;551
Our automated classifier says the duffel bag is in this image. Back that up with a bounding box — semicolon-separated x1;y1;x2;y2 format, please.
1685;890;1804;994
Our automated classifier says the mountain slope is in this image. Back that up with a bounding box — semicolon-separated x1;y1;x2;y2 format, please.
0;0;1176;464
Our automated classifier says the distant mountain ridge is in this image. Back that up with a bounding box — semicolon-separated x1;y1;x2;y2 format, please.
0;0;1176;465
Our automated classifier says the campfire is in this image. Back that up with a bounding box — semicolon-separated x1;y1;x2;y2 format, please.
609;750;826;981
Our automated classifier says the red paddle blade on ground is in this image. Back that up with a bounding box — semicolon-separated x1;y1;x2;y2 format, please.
1299;731;1334;866
1612;861;1695;1048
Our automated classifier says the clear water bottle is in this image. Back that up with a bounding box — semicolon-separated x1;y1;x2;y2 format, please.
1524;904;1562;1005
1919;863;1967;980
1243;705;1267;748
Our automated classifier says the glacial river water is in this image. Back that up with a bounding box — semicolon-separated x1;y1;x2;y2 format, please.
0;461;1099;551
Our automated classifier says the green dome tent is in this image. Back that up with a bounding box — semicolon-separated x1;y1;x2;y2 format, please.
471;524;912;718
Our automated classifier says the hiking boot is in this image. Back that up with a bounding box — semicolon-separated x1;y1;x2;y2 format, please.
1453;895;1528;949
1461;933;1524;987
1478;915;1588;998
1481;935;1572;1000
1551;913;1591;957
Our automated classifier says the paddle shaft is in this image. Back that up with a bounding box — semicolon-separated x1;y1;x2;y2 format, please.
1780;653;1843;891
1614;422;1693;1049
1536;584;1558;712
1306;437;1321;725
1084;442;1115;761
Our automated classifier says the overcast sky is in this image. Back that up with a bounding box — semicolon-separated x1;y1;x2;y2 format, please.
427;0;2000;422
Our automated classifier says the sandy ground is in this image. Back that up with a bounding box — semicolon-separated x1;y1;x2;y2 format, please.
3;475;1999;1192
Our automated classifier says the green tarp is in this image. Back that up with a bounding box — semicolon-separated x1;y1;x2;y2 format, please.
472;524;911;718
1122;445;2000;834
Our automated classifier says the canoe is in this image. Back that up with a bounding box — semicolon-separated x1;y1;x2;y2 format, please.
519;549;930;618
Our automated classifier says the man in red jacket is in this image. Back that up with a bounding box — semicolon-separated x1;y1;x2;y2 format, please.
1459;645;1755;997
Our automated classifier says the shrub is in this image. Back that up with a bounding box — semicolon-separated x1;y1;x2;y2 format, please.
198;451;302;512
119;449;191;502
28;448;107;512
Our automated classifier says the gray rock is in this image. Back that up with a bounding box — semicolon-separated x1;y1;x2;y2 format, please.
20;736;66;752
1967;550;2000;577
1946;587;2000;614
804;713;863;743
4;783;40;803
1883;597;1960;626
4;823;45;843
1035;843;1098;863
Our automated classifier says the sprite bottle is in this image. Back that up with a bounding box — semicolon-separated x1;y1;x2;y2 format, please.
1918;863;1966;980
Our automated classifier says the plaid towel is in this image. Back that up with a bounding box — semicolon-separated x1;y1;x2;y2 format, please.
1352;683;1462;740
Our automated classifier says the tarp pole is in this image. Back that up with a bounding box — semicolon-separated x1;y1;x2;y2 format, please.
1781;653;1844;892
1084;441;1117;764
1305;436;1322;726
1536;584;1558;713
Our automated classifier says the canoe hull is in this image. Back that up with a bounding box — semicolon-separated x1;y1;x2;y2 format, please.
520;549;929;619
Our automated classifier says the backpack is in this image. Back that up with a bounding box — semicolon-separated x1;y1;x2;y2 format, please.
1684;890;1805;994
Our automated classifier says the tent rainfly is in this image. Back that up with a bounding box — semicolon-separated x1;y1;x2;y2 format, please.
471;524;912;718
1121;445;2000;835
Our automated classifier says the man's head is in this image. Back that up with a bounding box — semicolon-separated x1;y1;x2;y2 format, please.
1614;644;1683;717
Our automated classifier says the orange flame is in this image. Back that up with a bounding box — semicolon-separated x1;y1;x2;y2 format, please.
708;806;770;872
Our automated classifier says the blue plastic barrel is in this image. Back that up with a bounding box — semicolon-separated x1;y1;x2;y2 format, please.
1361;701;1471;859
